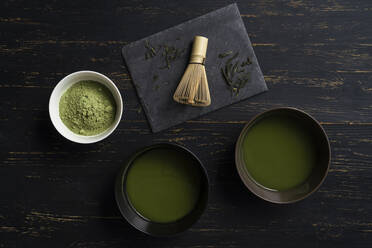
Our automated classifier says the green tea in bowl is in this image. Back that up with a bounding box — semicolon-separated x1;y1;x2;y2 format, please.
235;108;330;203
59;80;116;136
125;147;202;223
242;114;316;191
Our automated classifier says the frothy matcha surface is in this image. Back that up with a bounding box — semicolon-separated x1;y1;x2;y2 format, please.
126;148;202;223
242;114;316;191
59;80;116;136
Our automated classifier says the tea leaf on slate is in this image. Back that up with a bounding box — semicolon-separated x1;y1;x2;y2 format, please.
218;50;233;58
219;51;252;96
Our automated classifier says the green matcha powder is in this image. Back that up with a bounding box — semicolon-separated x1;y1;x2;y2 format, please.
59;80;116;136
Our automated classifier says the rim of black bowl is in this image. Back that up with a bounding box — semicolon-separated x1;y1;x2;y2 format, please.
235;107;331;204
115;143;209;236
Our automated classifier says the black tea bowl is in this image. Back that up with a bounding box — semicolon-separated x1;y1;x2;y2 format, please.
115;143;209;236
235;107;331;204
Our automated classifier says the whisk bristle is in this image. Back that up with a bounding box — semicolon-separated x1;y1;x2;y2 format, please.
173;63;211;106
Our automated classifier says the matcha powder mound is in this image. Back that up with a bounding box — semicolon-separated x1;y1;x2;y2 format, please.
59;80;116;136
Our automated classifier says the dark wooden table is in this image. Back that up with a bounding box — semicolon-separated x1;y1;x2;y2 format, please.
1;0;372;247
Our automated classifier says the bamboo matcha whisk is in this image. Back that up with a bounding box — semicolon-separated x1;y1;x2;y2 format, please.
173;36;211;107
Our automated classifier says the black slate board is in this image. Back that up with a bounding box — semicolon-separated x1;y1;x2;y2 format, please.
122;3;267;132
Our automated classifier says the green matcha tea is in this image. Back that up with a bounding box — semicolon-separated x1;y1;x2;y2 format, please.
242;114;316;191
59;80;116;136
126;148;202;223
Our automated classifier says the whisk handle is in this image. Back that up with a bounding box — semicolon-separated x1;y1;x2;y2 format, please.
190;36;208;64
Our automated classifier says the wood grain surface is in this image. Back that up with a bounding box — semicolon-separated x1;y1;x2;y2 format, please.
1;0;372;247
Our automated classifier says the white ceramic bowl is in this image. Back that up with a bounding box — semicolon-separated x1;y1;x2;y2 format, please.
49;71;123;144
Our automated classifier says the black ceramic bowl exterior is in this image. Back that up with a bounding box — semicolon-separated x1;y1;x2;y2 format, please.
235;107;331;204
115;143;209;236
